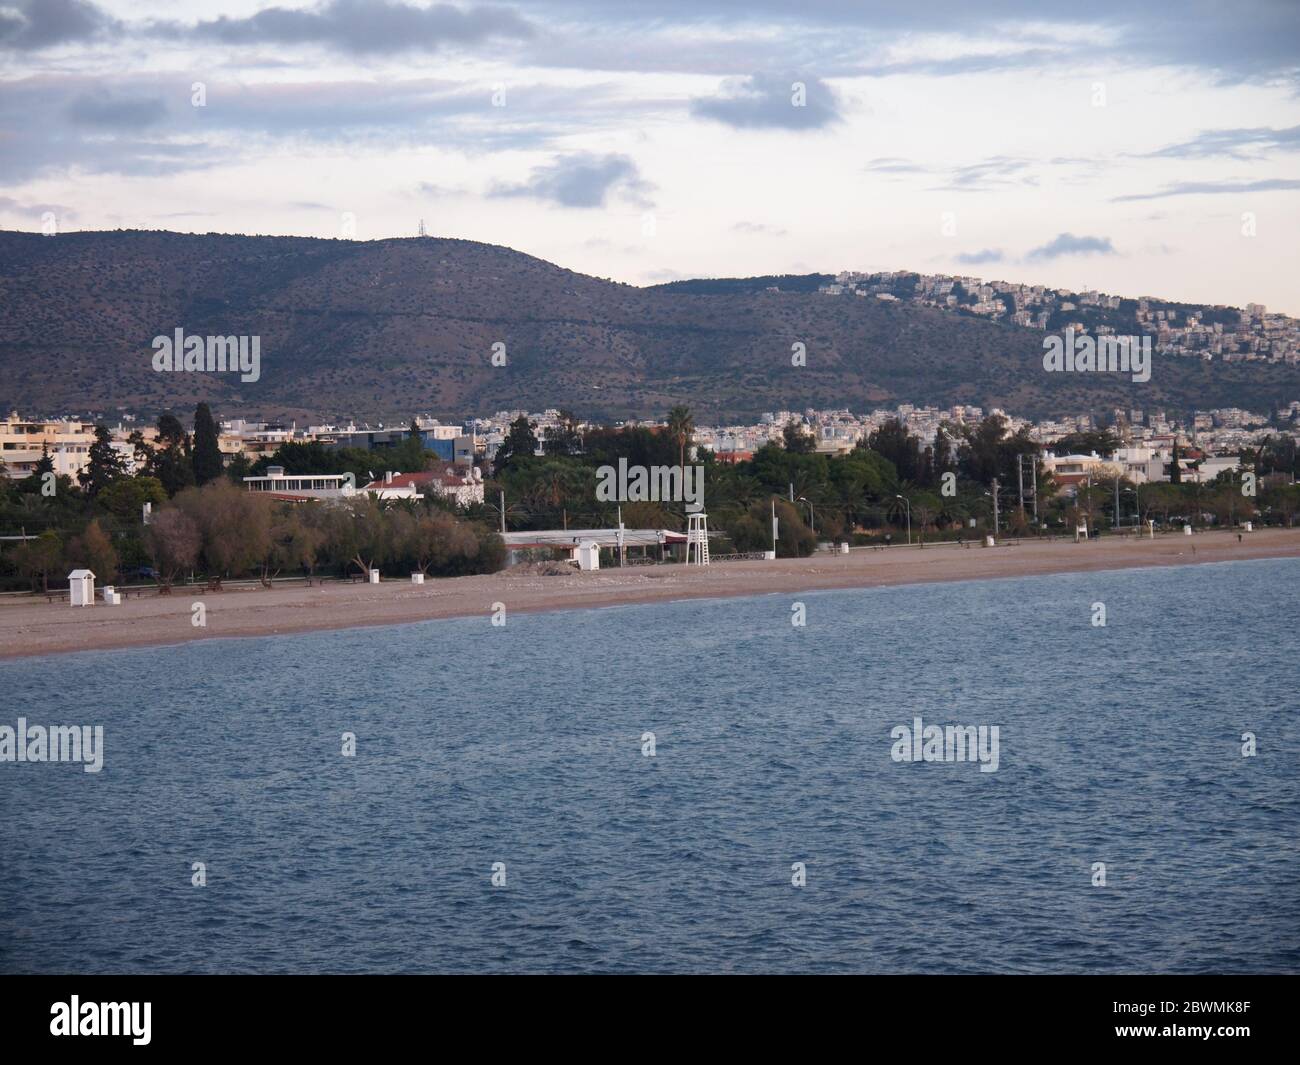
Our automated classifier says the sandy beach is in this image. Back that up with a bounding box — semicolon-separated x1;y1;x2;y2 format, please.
2;528;1297;660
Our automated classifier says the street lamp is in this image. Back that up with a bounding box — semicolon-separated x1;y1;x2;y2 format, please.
797;496;816;536
1122;486;1138;530
895;494;911;545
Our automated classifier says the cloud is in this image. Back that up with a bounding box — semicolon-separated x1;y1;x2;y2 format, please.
489;153;653;208
936;155;1036;192
0;0;117;51
864;157;927;175
955;248;1004;265
0;73;628;182
732;221;787;236
1026;233;1116;260
1140;124;1300;161
0;194;75;219
1112;178;1300;202
66;91;167;129
168;0;535;55
691;73;841;130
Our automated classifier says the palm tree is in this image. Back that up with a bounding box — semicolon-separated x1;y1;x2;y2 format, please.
666;406;694;471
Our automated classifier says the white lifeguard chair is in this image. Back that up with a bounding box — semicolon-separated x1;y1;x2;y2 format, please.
68;569;95;606
686;512;710;566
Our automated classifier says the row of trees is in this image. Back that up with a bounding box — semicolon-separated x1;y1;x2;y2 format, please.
143;481;503;591
465;409;1299;549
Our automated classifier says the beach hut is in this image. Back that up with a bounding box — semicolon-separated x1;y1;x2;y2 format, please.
369;568;381;584
68;569;95;607
411;572;425;584
576;540;600;571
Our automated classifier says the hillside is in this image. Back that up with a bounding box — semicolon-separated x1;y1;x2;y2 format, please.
0;230;1295;424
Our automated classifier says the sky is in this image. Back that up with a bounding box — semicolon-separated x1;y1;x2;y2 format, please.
2;0;1299;312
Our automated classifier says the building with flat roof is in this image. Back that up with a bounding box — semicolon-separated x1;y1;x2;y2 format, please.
501;527;687;566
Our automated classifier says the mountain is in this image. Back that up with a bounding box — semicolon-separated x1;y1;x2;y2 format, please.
0;229;1294;424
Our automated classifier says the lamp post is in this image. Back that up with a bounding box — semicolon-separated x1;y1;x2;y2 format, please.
1122;486;1138;530
895;494;911;546
797;496;816;536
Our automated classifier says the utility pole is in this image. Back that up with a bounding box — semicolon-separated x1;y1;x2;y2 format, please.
771;498;778;556
499;489;506;534
789;482;794;503
1031;458;1038;525
991;478;1000;534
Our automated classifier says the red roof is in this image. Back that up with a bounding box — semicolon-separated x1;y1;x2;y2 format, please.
364;465;470;490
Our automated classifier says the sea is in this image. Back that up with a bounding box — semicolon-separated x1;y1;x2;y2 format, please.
2;558;1297;974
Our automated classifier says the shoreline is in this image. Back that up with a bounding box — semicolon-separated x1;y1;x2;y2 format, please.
2;529;1298;661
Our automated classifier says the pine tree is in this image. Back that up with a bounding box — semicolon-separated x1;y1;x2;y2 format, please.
192;403;224;485
78;425;127;498
493;416;539;475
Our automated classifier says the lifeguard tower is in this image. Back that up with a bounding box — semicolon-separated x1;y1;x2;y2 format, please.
686;512;709;566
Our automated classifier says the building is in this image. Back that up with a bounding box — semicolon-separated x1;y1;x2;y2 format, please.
0;413;98;479
243;466;358;501
361;465;481;506
500;527;688;566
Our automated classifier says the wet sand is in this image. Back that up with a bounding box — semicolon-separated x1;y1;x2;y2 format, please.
2;529;1296;660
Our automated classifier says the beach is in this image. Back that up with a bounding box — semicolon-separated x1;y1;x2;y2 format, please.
2;528;1297;660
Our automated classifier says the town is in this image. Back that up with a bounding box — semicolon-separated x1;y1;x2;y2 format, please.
820;271;1300;366
1;392;1298;598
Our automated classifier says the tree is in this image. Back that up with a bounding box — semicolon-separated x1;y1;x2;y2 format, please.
66;519;118;583
145;508;200;591
33;444;54;479
78;425;127;498
324;497;391;578
191;403;224;485
782;420;815;454
1262;483;1300;527
98;476;167;524
542;411;584;457
493;416;539;475
868;419;922;483
1051;430;1121;457
14;530;62;593
393;507;476;575
260;506;322;585
173;481;272;587
666;406;695;469
127;429;152;471
150;413;195;496
729;498;814;557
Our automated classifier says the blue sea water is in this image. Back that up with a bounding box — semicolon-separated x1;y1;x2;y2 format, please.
1;558;1298;974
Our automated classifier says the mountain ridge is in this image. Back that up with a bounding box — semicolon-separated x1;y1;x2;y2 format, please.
0;229;1295;424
